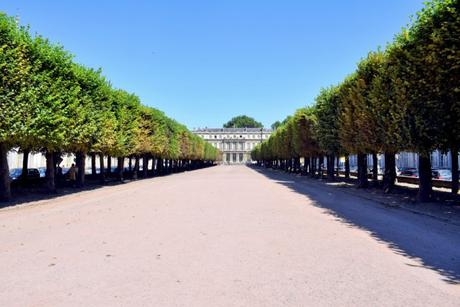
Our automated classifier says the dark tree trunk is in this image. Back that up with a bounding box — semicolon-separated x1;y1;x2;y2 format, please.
345;154;350;179
0;143;11;202
157;158;163;174
99;154;105;184
418;153;432;202
310;157;316;178
303;157;310;175
117;157;124;182
107;156;112;177
327;154;335;180
21;149;30;185
451;147;459;195
372;153;379;186
76;151;85;188
133;156;139;180
129;157;133;172
143;155;149;178
91;153;97;176
318;155;324;179
357;153;368;188
336;156;340;178
45;151;56;193
383;152;396;193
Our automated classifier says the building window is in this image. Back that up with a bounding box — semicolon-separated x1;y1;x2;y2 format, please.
239;153;243;162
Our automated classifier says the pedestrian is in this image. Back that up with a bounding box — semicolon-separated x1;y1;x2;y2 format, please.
68;163;77;187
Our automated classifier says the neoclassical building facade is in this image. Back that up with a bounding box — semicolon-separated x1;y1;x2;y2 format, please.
193;128;272;164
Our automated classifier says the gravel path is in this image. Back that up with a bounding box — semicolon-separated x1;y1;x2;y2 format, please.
0;165;459;306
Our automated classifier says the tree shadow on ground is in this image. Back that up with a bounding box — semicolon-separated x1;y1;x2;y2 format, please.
0;168;205;209
251;166;460;285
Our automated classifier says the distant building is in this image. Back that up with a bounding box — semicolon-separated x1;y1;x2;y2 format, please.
193;128;272;164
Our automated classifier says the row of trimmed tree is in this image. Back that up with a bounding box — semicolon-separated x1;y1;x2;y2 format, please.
252;0;460;201
0;13;220;201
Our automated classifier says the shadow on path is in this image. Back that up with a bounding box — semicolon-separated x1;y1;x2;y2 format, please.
0;168;209;210
251;166;460;285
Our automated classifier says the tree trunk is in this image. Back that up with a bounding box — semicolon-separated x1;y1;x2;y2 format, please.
336;156;340;178
128;157;132;172
0;143;11;202
133;156;139;180
45;151;56;193
357;153;368;188
418;153;432;202
76;151;85;188
117;157;124;182
319;155;324;179
21;149;30;185
157;158;162;174
107;156;112;177
372;153;379;186
327;154;335;180
143;155;149;178
310;157;316;178
303;157;310;175
383;152;396;193
91;153;97;176
451;147;459;195
345;154;350;179
99;154;105;184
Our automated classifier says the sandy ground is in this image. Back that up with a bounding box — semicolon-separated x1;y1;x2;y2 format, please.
0;165;459;306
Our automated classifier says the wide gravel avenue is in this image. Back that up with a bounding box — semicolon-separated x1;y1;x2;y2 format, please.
0;165;459;306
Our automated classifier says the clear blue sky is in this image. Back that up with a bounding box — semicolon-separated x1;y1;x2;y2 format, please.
2;0;425;129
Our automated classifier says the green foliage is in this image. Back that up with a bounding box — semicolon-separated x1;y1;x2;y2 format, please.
223;115;263;128
0;14;33;148
0;12;218;162
292;107;319;157
315;86;341;155
270;121;281;130
252;0;460;168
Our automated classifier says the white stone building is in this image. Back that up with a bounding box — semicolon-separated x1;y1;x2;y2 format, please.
193;128;272;164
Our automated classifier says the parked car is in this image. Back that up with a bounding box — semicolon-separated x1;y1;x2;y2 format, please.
432;169;452;181
9;168;23;181
399;168;419;178
9;168;41;182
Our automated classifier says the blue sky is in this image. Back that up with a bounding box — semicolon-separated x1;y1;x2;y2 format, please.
2;0;425;129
